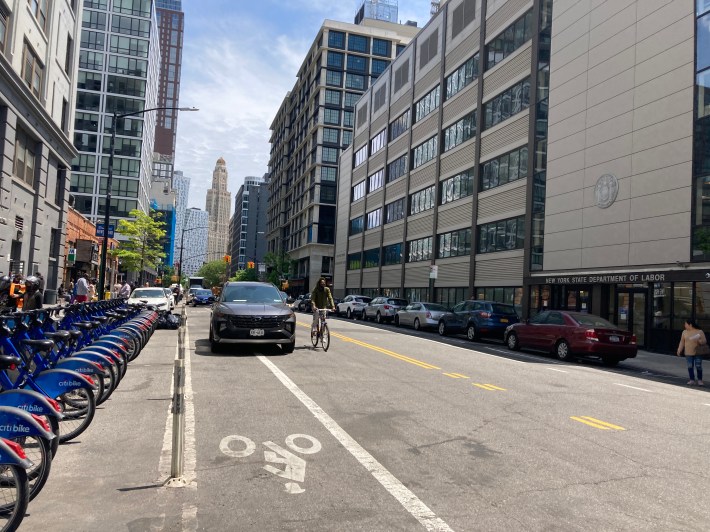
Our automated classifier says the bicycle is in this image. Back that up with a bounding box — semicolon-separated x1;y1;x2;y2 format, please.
310;309;331;351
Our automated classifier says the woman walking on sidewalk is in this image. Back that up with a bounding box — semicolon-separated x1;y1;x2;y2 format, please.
677;319;706;386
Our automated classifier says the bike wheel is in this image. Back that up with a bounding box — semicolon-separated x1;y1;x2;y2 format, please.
57;385;96;443
11;436;51;501
310;324;318;347
0;465;29;531
321;324;330;352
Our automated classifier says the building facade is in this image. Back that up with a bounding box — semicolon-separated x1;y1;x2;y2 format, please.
63;206;119;288
151;0;183;181
229;175;268;275
149;177;176;266
70;0;160;225
172;169;189;268
206;157;231;262
0;0;82;291
335;0;709;353
181;206;208;277
267;16;419;295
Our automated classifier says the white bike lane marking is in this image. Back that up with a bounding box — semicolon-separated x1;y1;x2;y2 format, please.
258;355;454;532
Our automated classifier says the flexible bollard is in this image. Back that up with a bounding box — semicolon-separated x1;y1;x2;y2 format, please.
167;305;188;485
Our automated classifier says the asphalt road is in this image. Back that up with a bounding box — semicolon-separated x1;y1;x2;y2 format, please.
22;305;710;531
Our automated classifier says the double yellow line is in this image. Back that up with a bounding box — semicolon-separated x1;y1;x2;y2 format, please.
570;416;625;431
329;331;440;370
473;383;506;391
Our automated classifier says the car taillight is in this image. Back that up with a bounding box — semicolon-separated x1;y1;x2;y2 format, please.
630;335;637;345
383;305;391;310
3;439;26;459
480;312;491;319
585;329;599;341
31;414;50;432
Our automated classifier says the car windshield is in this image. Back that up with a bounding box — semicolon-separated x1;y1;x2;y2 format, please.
424;303;447;312
222;284;282;303
387;299;408;306
195;289;212;296
491;304;518;316
571;314;616;328
131;289;165;298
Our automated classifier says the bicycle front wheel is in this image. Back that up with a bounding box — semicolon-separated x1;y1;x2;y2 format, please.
321;324;330;352
0;464;29;532
310;323;319;347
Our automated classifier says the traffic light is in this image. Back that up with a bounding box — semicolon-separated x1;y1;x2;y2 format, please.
224;255;231;263
247;261;255;269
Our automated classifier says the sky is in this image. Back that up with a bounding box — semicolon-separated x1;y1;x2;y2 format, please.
173;0;433;209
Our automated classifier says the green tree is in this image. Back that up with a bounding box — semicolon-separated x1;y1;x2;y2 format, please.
113;209;166;284
263;252;293;287
230;267;259;282
197;260;227;288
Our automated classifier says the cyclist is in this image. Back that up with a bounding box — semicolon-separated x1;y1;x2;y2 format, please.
311;277;334;335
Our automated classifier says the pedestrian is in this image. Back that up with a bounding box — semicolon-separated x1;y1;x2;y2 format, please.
22;276;43;311
9;275;24;310
113;281;122;299
57;283;65;303
75;273;89;303
677;318;707;386
87;279;96;302
119;280;132;298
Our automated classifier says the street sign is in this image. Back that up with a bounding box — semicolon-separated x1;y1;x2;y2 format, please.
96;223;115;238
429;265;438;279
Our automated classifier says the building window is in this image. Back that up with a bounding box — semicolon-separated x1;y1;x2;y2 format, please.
326;70;343;87
372;59;389;78
328;30;345;49
352;180;366;202
481;145;528;191
347;252;361;270
414;85;441;123
387;154;407;183
342;130;353;147
22;42;44;98
344;92;360;108
345;73;367;90
396;44;406;56
483;78;531;130
370;129;386;155
111;14;151;37
363;248;380;268
79;50;103;71
410;185;436;215
368;169;384;192
82;10;107;30
323;108;340;125
418;29;438;69
65;35;74;73
437;228;471;259
436;287;468;308
445;54;479;100
71;154;96;173
486;10;534;70
28;0;50;32
372;38;391;57
350;216;364;235
412;136;438;169
327;51;344;69
14;127;36;187
383;243;402;265
407;236;433;262
324;89;341;106
0;6;8;55
440;169;475;205
389;111;410;142
357;102;369;128
366;208;382;229
112;0;151;17
354;145;367;167
109;35;149;58
322;147;339;163
347;54;368;73
323;128;339;145
474;286;523;311
478;215;525;253
393;59;410;92
385;198;405;223
348;34;369;53
373;85;387;111
107;55;147;77
443;111;477;152
70;174;94;193
343;110;354;127
451;0;476;39
81;29;105;50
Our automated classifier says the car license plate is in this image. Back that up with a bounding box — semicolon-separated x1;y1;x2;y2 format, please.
500;318;509;323
609;335;619;343
249;329;264;337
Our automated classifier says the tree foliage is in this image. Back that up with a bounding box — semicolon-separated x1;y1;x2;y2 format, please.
197;260;227;288
230;267;259;282
113;209;166;282
263;252;293;287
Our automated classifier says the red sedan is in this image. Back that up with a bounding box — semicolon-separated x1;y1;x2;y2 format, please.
504;310;637;365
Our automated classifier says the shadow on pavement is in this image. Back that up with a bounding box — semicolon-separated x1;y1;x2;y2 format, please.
192;338;288;357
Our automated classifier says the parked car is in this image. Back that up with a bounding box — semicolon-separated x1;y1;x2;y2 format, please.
209;281;295;353
336;295;372;319
163;288;176;310
185;288;199;305
297;293;312;313
127;288;171;311
191;288;216;306
438;300;519;340
504;310;637;365
363;297;408;323
394;302;448;330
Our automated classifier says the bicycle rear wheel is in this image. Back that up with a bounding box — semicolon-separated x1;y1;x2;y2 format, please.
310;322;319;347
321;324;330;352
0;465;29;532
57;385;96;443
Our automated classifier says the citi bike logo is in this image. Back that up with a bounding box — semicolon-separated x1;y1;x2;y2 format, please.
58;380;82;387
18;405;43;413
0;424;30;433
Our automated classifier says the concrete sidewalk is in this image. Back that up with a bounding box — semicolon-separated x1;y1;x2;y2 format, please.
617;348;708;386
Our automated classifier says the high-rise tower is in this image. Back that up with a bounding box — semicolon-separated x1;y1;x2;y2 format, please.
206;158;231;262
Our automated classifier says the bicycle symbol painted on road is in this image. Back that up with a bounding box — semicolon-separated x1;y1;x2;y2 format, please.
219;433;322;494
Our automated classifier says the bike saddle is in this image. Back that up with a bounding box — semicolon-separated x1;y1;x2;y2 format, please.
21;339;55;352
68;330;82;340
44;331;72;341
74;322;96;330
93;316;110;323
0;354;20;370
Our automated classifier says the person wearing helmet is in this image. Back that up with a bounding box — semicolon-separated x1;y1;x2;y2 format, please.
0;275;12;313
23;276;43;311
9;275;24;310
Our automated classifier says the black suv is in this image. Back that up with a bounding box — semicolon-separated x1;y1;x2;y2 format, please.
438;300;519;341
209;281;296;353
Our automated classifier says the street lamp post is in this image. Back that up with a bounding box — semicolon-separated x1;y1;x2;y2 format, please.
98;106;198;300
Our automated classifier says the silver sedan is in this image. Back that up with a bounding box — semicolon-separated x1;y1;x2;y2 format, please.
394;302;448;331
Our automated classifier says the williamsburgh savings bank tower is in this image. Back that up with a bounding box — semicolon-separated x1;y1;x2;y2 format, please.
333;0;710;353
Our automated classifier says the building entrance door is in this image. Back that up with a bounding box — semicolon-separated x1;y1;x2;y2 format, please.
616;291;647;347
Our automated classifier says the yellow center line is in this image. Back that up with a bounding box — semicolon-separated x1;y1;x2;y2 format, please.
482;384;506;391
473;383;495;391
570;416;611;430
443;373;462;379
578;416;625;431
447;373;470;379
